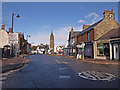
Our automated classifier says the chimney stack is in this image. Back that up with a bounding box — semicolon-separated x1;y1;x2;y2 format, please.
71;27;74;32
83;24;91;30
9;27;13;33
1;24;5;30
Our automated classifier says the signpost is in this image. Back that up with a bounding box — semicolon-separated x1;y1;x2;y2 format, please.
9;33;19;57
9;33;19;44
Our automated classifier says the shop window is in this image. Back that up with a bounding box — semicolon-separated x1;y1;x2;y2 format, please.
97;43;109;56
97;43;103;55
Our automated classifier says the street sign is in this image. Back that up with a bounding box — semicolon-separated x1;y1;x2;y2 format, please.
77;43;85;48
9;33;19;44
76;45;83;48
82;42;85;47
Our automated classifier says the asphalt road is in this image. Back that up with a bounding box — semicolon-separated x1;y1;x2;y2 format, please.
2;54;120;88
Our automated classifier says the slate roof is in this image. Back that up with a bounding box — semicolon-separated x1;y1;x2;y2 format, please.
97;27;120;40
72;31;81;38
79;19;103;35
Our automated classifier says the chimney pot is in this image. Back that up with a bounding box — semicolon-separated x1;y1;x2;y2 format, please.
9;27;13;33
1;24;5;30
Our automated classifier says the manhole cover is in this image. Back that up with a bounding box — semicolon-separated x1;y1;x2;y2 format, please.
78;71;116;81
59;75;70;79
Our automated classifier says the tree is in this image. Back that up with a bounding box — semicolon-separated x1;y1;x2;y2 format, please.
31;46;37;50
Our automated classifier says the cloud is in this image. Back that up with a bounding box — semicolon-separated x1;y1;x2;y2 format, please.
78;20;86;23
30;25;82;46
85;12;99;18
74;26;83;31
85;12;100;24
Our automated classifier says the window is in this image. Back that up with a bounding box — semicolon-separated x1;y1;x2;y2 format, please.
87;32;89;41
97;43;103;55
97;43;109;56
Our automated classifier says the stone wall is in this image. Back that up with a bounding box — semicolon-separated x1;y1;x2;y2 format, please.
94;16;119;40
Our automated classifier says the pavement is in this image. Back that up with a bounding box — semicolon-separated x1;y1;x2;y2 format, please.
47;54;120;65
1;55;30;73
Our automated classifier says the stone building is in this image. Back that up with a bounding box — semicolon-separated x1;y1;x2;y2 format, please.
94;28;120;60
0;24;10;48
50;31;54;53
67;27;81;56
18;33;27;54
0;24;10;58
76;9;119;59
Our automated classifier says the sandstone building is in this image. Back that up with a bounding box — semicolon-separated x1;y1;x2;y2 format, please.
76;9;119;60
66;9;120;60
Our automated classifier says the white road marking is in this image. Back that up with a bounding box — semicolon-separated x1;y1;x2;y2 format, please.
59;75;70;79
55;60;68;64
55;60;60;63
0;75;7;81
78;71;116;81
59;68;67;70
61;62;68;64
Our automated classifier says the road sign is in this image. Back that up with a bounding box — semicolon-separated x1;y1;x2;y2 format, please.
77;43;85;48
76;45;82;48
9;33;19;44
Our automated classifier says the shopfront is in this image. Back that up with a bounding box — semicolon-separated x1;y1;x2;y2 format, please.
94;40;110;59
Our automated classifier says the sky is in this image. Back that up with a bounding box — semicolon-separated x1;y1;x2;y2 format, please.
1;2;119;46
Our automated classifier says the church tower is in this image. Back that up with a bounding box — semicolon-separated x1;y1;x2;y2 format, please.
50;31;54;53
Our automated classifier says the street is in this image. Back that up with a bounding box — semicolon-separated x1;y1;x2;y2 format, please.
2;54;119;88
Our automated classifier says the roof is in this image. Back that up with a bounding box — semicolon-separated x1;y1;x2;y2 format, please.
97;27;120;40
72;31;81;38
80;19;103;35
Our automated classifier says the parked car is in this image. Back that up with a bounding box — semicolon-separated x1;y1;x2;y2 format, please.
28;52;32;55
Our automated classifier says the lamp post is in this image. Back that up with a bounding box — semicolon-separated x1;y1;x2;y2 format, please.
26;35;30;54
27;35;30;41
12;13;20;32
11;13;20;57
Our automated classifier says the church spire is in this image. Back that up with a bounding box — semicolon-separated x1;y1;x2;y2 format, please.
51;30;53;36
50;30;54;54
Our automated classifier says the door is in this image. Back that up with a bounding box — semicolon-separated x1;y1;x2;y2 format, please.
114;44;119;60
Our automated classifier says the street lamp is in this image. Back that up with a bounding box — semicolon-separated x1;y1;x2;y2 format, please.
27;35;30;41
12;12;20;32
11;13;20;57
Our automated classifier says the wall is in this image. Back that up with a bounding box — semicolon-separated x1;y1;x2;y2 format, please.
0;30;9;48
77;29;94;44
94;18;119;40
0;48;2;60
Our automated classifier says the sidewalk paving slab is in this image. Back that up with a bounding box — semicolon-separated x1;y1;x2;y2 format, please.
55;55;120;65
1;55;30;73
